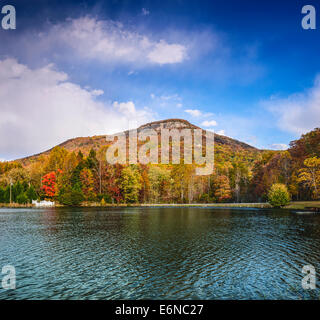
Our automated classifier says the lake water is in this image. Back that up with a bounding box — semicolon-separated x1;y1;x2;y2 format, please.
0;207;319;300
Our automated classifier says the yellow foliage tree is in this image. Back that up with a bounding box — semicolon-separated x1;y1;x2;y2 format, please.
298;157;320;199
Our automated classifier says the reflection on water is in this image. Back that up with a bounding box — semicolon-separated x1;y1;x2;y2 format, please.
0;207;319;299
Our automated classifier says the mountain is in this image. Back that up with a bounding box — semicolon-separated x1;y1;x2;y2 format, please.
17;119;258;165
3;122;319;205
138;119;257;150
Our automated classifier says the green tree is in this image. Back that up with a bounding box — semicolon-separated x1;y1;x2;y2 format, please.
58;185;84;206
3;186;10;203
0;187;5;203
12;181;24;203
268;183;291;207
26;186;38;202
16;193;28;204
70;188;85;206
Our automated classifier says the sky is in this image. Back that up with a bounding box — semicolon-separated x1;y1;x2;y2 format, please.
0;0;320;160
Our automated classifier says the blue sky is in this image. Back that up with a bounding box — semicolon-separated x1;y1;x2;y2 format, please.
0;0;320;159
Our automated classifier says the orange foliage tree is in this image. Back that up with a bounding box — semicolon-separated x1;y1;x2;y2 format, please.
214;175;232;202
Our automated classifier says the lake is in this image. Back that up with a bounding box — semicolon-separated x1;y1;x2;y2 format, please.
0;207;319;300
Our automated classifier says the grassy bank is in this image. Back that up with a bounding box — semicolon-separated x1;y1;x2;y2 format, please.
1;201;320;210
284;201;320;210
0;203;34;208
79;202;272;208
139;203;272;208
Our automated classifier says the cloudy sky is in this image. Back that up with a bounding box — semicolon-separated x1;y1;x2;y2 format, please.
0;0;319;160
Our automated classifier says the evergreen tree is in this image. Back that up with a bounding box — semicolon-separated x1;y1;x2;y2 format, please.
16;193;28;204
26;186;38;202
0;187;5;203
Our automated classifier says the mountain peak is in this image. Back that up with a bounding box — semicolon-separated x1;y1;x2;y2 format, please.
138;119;200;131
17;118;258;165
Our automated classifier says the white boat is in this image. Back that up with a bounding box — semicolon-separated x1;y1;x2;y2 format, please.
32;200;55;207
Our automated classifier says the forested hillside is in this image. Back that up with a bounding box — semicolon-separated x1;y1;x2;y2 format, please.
0;120;319;205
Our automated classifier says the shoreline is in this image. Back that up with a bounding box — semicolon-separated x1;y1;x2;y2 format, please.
1;201;320;210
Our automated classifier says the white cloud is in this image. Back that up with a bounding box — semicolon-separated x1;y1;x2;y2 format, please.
184;108;215;121
147;40;186;65
201;120;218;127
269;143;288;150
264;77;320;135
113;101;136;114
1;16;264;87
184;109;202;117
0;59;154;159
44;17;187;66
216;130;225;136
205;128;215;133
91;89;104;96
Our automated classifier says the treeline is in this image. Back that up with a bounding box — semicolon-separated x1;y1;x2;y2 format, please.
0;182;37;204
0;128;319;205
251;128;320;201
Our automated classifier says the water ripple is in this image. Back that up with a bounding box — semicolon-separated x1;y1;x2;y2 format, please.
0;207;319;299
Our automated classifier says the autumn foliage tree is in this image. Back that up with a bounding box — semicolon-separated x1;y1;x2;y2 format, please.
41;171;57;198
120;165;142;203
104;164;123;203
213;175;232;202
80;168;96;201
2;125;320;206
298;157;320;199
